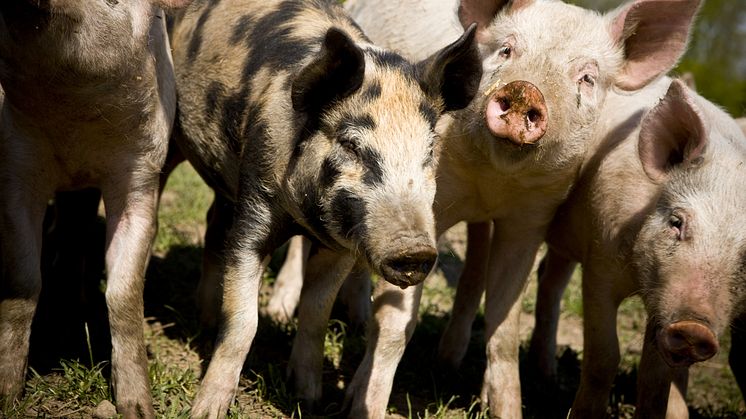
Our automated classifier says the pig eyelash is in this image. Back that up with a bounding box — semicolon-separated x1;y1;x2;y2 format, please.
498;45;512;59
339;136;360;157
580;74;595;87
668;213;685;239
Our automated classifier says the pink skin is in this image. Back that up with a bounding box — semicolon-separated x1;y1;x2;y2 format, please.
485;80;548;145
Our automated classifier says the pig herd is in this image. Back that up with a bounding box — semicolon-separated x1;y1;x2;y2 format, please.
0;0;744;418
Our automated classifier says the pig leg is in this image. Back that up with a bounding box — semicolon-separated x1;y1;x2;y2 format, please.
570;266;622;418
191;200;272;418
437;221;493;369
480;222;543;418
287;248;356;408
197;195;233;329
101;181;160;418
264;235;310;324
0;184;49;404
635;320;689;419
527;250;577;381
336;259;372;329
345;280;423;419
729;312;746;399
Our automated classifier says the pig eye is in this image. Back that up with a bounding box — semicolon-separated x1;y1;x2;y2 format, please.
498;45;512;59
339;136;360;157
580;73;595;87
668;214;684;238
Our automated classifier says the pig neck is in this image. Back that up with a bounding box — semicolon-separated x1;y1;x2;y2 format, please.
549;78;673;279
433;114;579;236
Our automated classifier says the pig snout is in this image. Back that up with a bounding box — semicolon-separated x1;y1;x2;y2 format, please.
379;244;438;289
657;320;719;367
485;80;548;146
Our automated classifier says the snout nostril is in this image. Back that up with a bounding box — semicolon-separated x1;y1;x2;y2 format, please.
498;97;511;112
387;254;436;275
527;108;542;124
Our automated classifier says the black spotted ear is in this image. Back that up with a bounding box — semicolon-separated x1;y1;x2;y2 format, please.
416;23;482;112
291;28;365;113
638;79;707;182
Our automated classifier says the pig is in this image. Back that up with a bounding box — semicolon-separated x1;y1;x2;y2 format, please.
167;0;483;416
279;0;702;417
526;77;746;418
0;0;188;417
736;117;746;135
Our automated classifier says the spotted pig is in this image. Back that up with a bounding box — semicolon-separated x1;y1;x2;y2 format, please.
168;0;482;415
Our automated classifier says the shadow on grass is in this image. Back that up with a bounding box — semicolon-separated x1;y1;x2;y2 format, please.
26;212;743;418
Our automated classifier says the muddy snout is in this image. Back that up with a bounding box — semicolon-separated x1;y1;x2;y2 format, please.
379;243;438;289
657;320;719;367
485;80;548;145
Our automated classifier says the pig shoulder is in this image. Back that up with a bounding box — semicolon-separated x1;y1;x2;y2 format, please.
170;0;366;199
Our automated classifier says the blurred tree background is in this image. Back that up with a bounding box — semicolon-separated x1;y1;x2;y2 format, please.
572;0;746;117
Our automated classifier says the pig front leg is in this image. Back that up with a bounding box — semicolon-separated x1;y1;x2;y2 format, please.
345;280;423;419
437;221;493;370
287;248;356;409
264;235;310;324
0;184;49;405
480;223;543;418
527;250;577;382
197;195;234;330
569;265;623;418
190;198;273;418
101;180;160;418
336;260;372;329
635;320;689;419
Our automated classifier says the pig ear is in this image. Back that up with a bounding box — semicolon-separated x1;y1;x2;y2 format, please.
638;79;707;182
416;23;482;112
610;0;700;91
291;28;365;113
458;0;533;43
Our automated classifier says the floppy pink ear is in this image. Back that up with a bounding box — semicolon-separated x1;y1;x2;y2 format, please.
457;0;534;43
638;79;707;182
609;0;700;91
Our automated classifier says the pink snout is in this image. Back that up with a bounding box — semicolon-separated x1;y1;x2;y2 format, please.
485;80;548;145
658;320;719;367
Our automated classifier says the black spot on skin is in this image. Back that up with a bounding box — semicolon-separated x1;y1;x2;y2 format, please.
365;48;417;81
220;90;248;157
186;0;222;62
319;157;341;189
359;147;384;186
205;81;226;119
330;189;368;241
230;14;256;45
419;101;439;129
232;1;315;83
360;80;382;102
337;113;376;133
296;177;340;251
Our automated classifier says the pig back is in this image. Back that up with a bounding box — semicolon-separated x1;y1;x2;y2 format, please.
345;0;461;61
170;0;364;200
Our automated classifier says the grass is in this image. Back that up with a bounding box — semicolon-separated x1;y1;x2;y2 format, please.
4;162;743;418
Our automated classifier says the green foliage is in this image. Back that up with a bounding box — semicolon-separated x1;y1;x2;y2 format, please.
572;0;746;117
